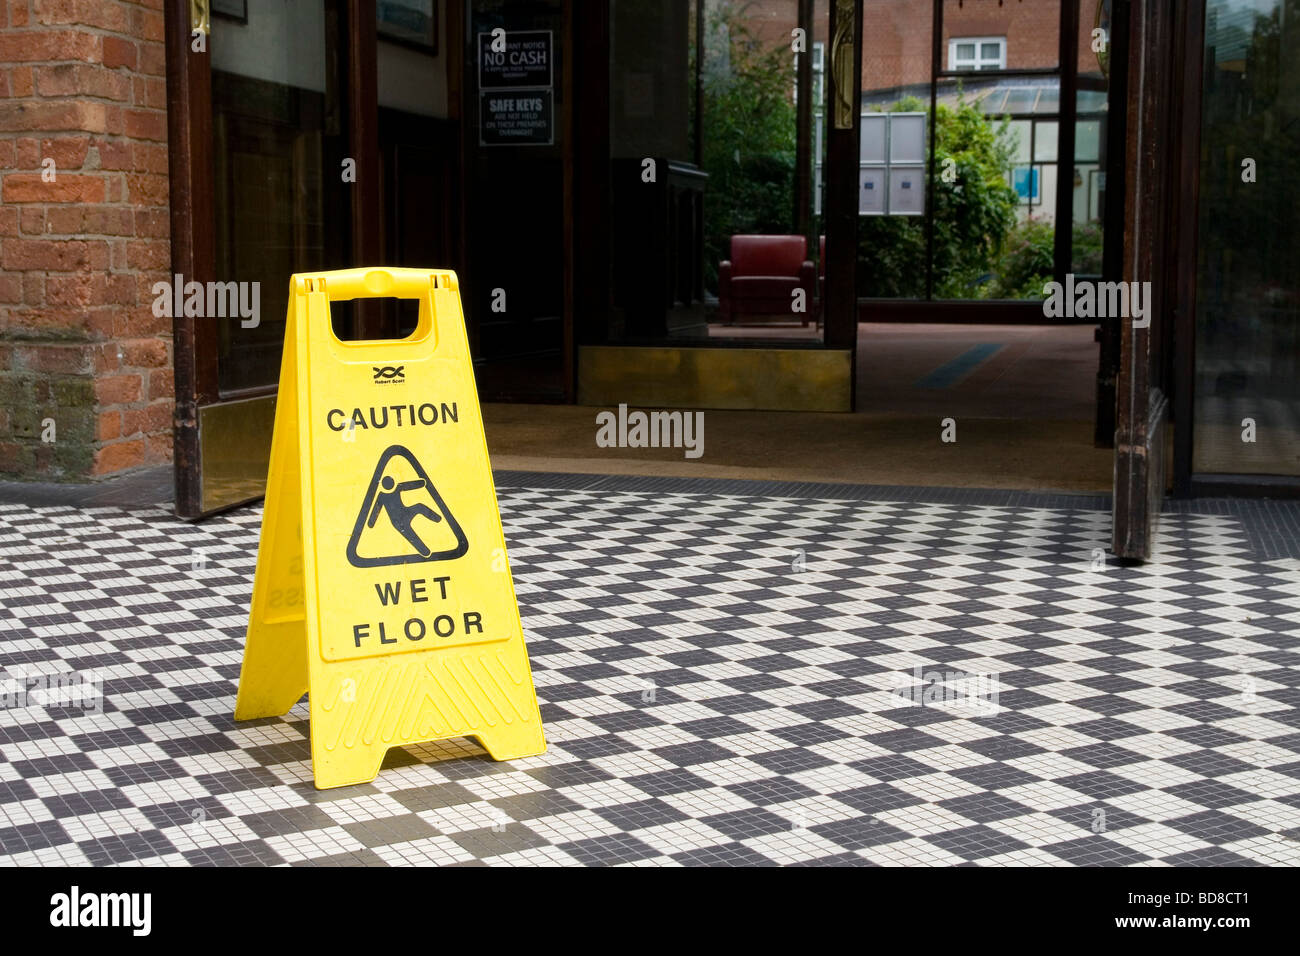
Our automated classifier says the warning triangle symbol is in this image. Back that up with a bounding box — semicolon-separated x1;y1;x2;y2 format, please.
346;444;469;568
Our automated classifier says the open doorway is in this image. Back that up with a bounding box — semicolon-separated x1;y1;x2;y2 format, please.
838;0;1118;492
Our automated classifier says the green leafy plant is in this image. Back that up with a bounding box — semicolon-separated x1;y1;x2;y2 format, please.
982;217;1054;299
852;95;1021;298
699;2;797;291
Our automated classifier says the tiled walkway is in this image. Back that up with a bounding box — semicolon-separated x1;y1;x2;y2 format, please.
0;477;1298;866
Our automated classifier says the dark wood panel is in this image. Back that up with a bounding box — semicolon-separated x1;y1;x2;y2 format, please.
164;0;216;518
823;0;864;368
1113;0;1176;561
348;0;385;338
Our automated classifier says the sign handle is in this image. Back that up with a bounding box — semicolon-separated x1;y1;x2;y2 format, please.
298;267;457;302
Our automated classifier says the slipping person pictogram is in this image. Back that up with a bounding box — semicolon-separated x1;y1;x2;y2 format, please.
368;475;442;556
346;444;469;568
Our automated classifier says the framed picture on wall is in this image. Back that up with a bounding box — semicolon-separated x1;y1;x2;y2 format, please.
212;0;247;23
377;0;437;53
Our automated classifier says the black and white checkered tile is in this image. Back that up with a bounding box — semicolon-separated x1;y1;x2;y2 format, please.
0;485;1298;867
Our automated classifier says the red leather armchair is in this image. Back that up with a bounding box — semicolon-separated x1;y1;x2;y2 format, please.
718;235;816;326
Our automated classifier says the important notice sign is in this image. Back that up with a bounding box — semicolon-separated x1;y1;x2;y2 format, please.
478;30;553;146
478;30;552;88
235;267;546;790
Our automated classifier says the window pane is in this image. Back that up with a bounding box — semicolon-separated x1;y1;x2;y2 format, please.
1003;88;1037;113
956;42;976;59
1007;120;1032;163
211;0;335;393
857;0;933;297
945;0;1059;69
1193;0;1300;475
979;90;1008;113
980;42;1001;59
1075;119;1101;163
1033;121;1059;162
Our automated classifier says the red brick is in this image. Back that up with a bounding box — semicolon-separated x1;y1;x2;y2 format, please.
45;273;105;307
15;137;38;168
146;368;172;401
35;0;130;33
124;238;167;269
134;207;168;237
17;343;91;375
94;372;141;405
0;100;110;134
9;67;33;97
113;305;166;339
130;142;166;174
19;206;44;234
94;139;132;171
1;237;110;271
144;430;171;463
123;172;166;206
96;410;120;441
93;437;144;475
3;173;106;204
137;42;164;77
0;442;25;472
102;36;136;71
0;30;99;64
0;274;22;304
35;64;130;101
21;274;44;305
122;108;163;142
137;76;166;110
41;135;90;169
121;400;170;437
120;337;166;368
129;6;164;43
82;205;134;236
44;206;83;234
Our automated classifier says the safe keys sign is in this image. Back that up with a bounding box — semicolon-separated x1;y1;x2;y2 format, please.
235;267;546;790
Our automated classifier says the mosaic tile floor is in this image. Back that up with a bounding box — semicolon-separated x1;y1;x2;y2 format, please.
0;481;1298;866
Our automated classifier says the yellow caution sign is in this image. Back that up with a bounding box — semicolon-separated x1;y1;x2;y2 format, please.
234;267;546;789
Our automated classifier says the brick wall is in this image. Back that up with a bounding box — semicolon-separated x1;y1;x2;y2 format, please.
944;0;1060;71
739;0;1103;92
0;0;171;480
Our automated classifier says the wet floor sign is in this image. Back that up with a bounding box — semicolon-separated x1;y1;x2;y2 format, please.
235;267;546;789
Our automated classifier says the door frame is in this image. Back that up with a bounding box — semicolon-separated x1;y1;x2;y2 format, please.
164;0;384;518
1112;0;1191;560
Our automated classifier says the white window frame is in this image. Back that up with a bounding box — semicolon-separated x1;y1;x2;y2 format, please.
794;41;826;109
948;36;1007;71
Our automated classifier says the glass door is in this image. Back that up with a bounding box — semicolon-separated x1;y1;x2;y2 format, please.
1191;0;1300;480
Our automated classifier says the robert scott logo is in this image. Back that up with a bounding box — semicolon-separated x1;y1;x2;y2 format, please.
373;366;405;385
50;886;151;936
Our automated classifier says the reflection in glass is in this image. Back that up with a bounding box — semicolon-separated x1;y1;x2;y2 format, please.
211;1;339;394
1193;0;1300;476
